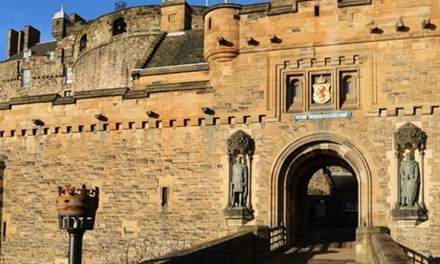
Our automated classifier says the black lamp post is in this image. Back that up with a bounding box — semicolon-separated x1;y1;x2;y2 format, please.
57;185;99;264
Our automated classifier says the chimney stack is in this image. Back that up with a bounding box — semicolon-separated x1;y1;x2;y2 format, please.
24;26;40;50
6;26;40;59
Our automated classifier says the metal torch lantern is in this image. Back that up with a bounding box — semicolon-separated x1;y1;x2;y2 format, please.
57;185;99;264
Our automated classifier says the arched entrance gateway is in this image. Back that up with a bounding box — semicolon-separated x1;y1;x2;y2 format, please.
270;133;372;245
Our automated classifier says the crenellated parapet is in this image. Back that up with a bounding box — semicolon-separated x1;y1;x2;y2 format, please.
0;84;270;139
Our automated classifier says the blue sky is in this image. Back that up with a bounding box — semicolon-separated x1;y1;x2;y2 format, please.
0;0;266;61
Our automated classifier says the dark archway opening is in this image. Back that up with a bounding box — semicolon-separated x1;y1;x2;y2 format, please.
288;153;358;245
306;166;357;243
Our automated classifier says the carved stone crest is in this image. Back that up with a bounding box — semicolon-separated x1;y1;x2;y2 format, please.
312;75;331;104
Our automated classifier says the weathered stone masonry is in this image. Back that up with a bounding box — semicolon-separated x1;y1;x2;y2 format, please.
0;0;440;263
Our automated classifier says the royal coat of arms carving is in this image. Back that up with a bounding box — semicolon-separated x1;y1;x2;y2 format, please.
312;75;332;104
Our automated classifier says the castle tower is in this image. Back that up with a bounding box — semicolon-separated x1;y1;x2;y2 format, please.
52;5;70;40
203;3;241;63
160;0;192;32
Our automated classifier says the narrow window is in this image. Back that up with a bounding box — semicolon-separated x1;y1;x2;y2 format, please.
65;68;73;84
161;187;169;206
48;51;56;60
314;5;320;16
23;50;32;61
22;69;31;87
79;34;87;52
112;18;127;36
208;18;212;30
2;222;6;241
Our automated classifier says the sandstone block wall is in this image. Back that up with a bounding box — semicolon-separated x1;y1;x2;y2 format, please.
0;0;439;263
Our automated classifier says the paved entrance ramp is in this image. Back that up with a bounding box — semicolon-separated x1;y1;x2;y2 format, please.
259;228;357;264
258;243;356;264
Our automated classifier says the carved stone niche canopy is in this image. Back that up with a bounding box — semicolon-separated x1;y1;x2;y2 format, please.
392;122;428;223
224;130;255;225
394;122;427;154
227;130;255;156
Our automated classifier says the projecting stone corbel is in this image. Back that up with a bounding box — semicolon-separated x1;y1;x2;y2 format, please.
268;34;282;44
201;107;215;115
217;37;227;45
32;119;45;126
217;37;233;47
396;19;409;32
94;114;108;122
146;110;159;118
369;21;383;34
246;37;259;46
422;19;436;30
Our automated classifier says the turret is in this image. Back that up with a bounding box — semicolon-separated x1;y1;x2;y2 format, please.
160;0;192;32
52;5;70;40
203;3;241;63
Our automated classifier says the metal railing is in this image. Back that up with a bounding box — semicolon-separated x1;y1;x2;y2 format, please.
269;223;287;251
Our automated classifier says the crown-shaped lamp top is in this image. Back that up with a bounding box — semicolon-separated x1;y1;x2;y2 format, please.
57;184;99;216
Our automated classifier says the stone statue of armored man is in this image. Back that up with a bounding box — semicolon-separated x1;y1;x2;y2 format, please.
399;152;420;208
229;155;248;208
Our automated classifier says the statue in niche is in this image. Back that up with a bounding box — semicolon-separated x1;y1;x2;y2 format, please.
399;152;420;208
229;155;248;208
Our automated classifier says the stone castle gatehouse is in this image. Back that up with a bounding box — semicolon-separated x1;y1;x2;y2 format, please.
0;0;439;263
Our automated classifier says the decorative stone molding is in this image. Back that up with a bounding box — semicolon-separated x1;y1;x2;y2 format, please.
227;130;255;156
394;122;426;155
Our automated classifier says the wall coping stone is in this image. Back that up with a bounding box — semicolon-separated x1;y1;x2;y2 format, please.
371;233;412;264
133;63;209;77
239;3;270;14
73;87;129;99
9;94;59;106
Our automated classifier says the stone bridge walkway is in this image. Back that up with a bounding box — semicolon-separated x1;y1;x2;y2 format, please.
257;243;356;264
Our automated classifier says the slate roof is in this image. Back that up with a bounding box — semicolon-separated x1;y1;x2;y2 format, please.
143;29;205;68
4;41;57;62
